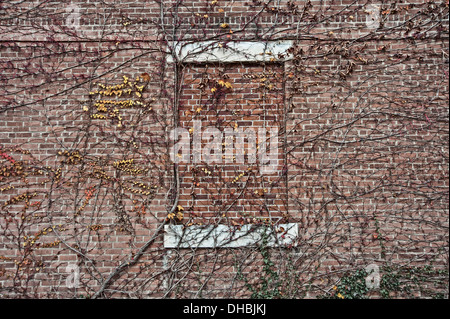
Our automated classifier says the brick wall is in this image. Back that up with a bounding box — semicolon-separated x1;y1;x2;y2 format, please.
0;0;448;298
177;63;288;225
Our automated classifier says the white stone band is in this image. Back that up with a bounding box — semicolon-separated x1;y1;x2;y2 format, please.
168;40;294;63
164;223;298;248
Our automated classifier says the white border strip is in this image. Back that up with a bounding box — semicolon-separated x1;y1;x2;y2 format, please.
164;223;298;248
169;41;293;63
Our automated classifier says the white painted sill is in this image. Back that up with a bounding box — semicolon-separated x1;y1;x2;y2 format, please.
164;223;298;248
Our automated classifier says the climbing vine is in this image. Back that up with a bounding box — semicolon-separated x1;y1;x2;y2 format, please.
0;0;448;299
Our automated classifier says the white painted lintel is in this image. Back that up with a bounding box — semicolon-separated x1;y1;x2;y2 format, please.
168;40;293;63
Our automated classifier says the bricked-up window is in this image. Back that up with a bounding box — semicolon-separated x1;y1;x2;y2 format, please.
176;62;289;228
